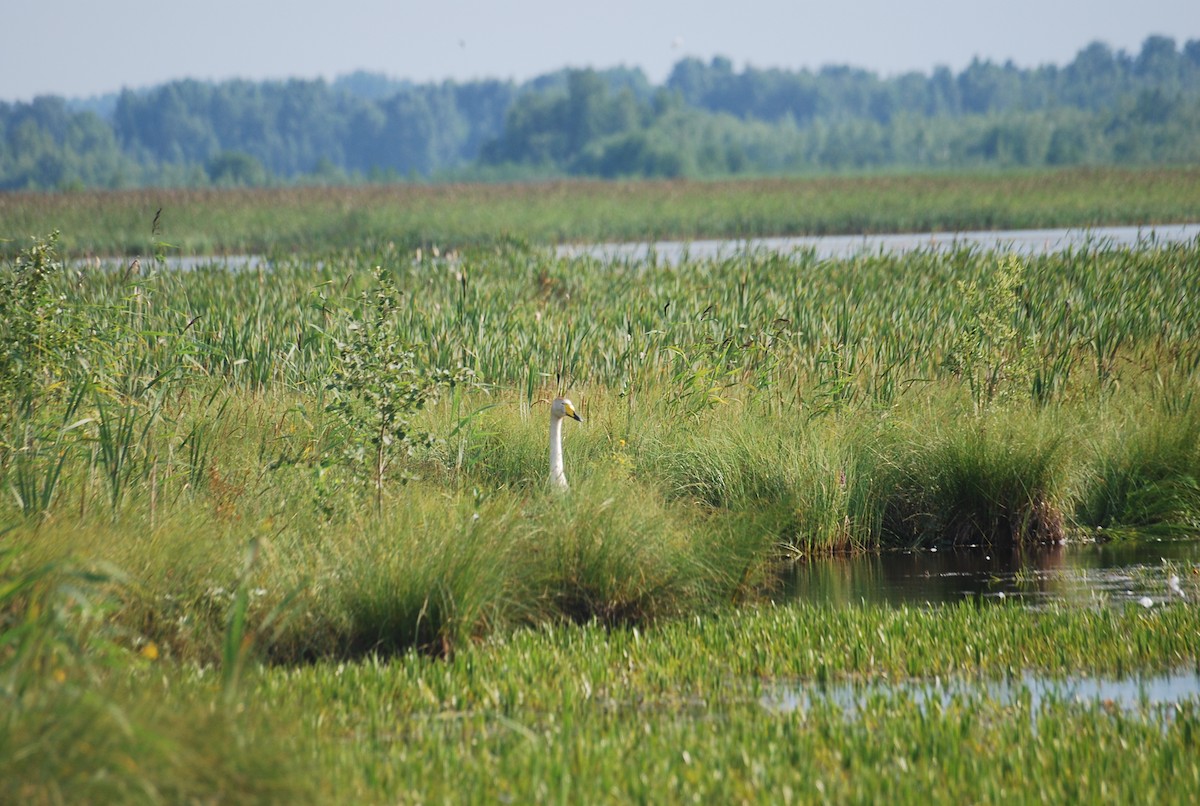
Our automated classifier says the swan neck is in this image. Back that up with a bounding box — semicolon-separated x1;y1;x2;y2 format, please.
549;415;567;488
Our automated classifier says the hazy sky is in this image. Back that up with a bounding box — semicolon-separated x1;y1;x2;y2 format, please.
4;1;1199;101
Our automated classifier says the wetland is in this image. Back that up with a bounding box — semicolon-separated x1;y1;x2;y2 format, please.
3;173;1199;802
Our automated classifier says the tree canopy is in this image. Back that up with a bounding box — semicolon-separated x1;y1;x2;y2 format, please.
2;36;1199;190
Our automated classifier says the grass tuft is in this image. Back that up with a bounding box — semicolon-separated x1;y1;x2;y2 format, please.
877;412;1068;548
1077;406;1200;537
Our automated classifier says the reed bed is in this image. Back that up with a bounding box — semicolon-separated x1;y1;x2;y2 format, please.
3;166;1200;257
2;231;1197;635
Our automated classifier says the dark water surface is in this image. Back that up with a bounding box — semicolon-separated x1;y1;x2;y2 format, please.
773;538;1200;713
763;539;1200;715
784;539;1200;608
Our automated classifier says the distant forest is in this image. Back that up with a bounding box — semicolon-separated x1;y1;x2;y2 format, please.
3;35;1199;190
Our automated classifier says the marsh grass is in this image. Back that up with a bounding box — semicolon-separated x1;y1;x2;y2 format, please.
318;492;519;659
639;412;873;555
237;601;1200;803
876;409;1070;547
1078;406;1200;537
0;550;312;805
2;687;314;805
513;469;751;626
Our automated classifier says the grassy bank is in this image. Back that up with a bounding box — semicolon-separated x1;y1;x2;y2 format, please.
3;167;1200;257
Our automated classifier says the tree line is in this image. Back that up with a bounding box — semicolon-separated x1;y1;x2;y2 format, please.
2;35;1199;190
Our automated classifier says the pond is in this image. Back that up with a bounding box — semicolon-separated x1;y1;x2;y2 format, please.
783;538;1200;609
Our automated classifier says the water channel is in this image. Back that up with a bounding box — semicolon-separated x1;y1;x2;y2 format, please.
149;222;1200;272
557;222;1200;264
762;668;1200;720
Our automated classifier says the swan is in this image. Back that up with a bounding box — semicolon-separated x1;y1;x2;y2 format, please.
549;396;582;489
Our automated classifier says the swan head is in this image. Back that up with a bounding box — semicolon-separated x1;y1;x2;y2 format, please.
550;396;582;423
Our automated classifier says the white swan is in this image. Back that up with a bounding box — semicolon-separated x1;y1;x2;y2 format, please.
549;396;582;489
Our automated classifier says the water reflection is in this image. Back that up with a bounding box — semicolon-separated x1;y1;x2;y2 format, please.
782;539;1200;608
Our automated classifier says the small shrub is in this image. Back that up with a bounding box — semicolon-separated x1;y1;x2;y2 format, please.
946;254;1036;413
322;266;470;509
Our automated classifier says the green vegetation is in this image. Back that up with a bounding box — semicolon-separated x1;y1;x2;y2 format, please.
6;563;1200;802
3;36;1200;189
4;166;1200;257
3;219;1199;801
1;228;1197;596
